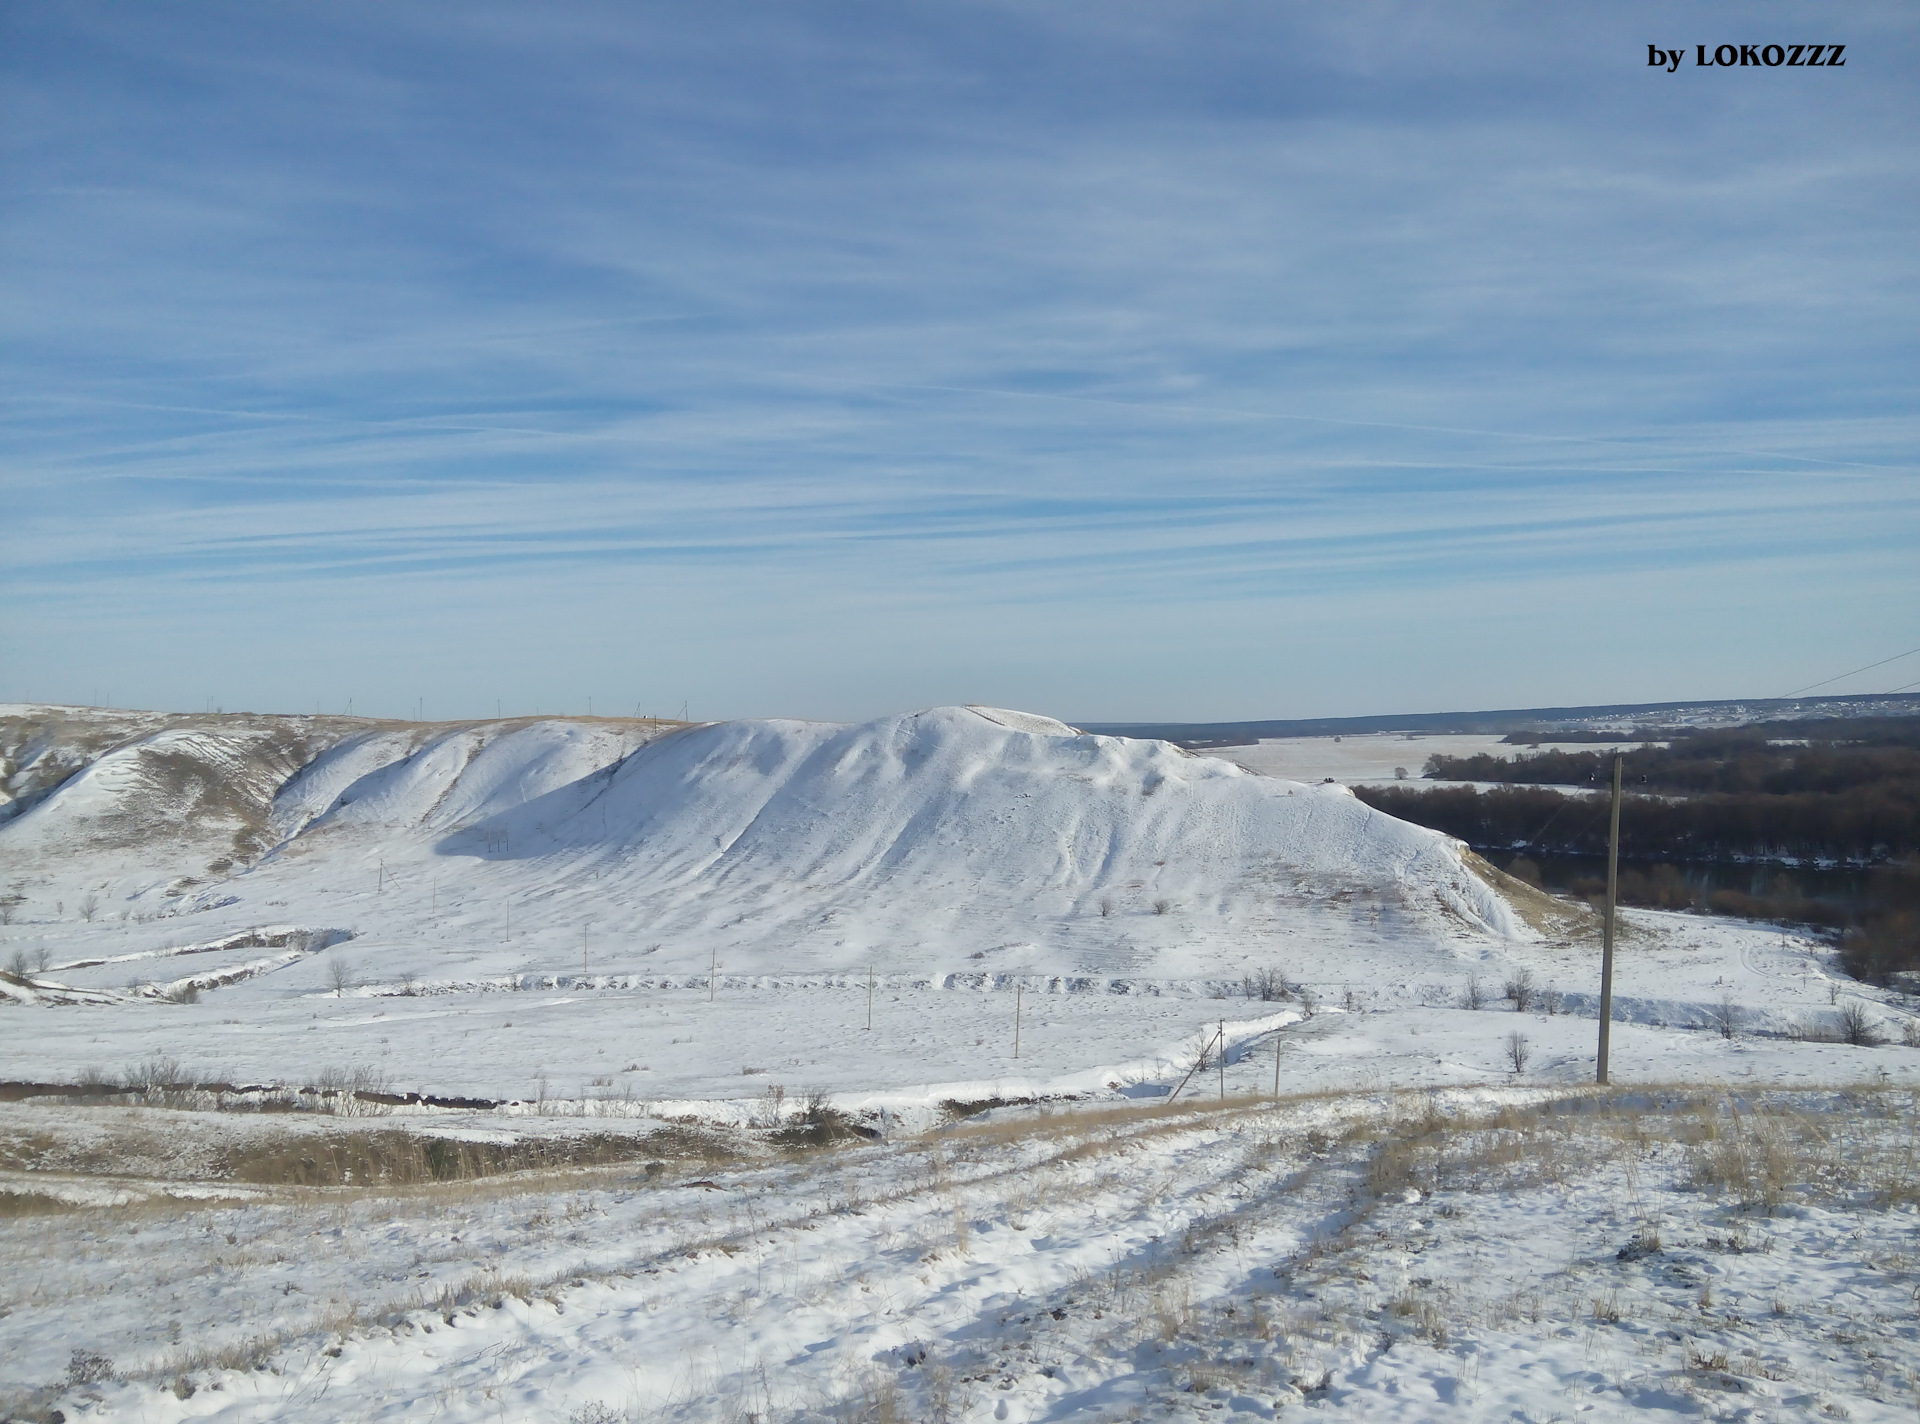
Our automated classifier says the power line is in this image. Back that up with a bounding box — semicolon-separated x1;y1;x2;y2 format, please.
1782;642;1920;698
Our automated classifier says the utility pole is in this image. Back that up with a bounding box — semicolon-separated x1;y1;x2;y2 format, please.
1596;754;1623;1085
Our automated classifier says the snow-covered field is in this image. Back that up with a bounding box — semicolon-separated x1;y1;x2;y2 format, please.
4;1083;1916;1422
3;703;1918;1421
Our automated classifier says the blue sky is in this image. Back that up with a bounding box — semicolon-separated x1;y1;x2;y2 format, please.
3;1;1916;722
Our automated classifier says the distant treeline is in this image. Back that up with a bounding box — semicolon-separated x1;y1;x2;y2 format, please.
1354;782;1920;863
1429;717;1920;797
1355;717;1920;979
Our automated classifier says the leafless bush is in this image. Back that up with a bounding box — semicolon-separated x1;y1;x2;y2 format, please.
1902;1019;1920;1049
1505;1031;1531;1075
1837;999;1881;1047
124;1055;182;1091
1098;896;1113;918
1503;968;1535;1012
1708;993;1742;1040
33;944;50;973
1296;984;1317;1018
305;1064;392;1116
328;956;357;996
67;1348;115;1385
1539;985;1563;1015
3;948;30;981
1242;967;1291;1002
1153;898;1173;916
79;891;100;923
1461;974;1487;1010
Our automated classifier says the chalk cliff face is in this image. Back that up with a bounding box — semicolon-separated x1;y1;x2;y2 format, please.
0;704;1521;979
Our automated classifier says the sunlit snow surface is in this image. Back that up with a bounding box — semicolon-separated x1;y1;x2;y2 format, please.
4;705;1920;1421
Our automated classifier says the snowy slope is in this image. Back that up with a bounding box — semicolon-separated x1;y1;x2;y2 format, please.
9;703;1918;1112
1;704;1521;978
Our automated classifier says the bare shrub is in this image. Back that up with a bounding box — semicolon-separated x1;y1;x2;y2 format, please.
1504;1031;1531;1076
3;948;30;981
79;891;100;923
1152;898;1172;916
1296;984;1317;1018
1503;968;1535;1012
1708;993;1742;1040
1539;985;1563;1015
305;1064;393;1116
328;956;357;996
1098;896;1113;918
67;1348;115;1385
1902;1019;1920;1049
569;1405;625;1424
124;1055;182;1092
1242;967;1290;1002
1837;1000;1881;1047
1461;974;1487;1011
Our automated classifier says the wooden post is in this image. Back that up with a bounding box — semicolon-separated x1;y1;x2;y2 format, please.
1596;754;1623;1085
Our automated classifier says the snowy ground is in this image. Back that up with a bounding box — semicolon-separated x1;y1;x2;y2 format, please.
4;705;1919;1421
3;1082;1916;1423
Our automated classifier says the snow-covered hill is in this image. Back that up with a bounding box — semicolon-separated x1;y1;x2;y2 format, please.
0;703;1521;987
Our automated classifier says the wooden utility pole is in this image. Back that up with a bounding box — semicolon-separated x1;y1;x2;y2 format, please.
1596;754;1623;1085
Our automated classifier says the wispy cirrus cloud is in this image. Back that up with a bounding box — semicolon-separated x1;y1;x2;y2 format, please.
2;1;1915;719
